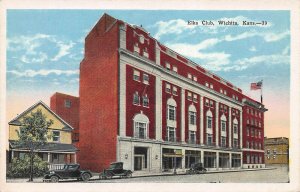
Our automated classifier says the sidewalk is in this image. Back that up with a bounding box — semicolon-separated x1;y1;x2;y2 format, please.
6;167;276;183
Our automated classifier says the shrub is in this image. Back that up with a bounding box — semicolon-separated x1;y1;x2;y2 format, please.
7;154;49;178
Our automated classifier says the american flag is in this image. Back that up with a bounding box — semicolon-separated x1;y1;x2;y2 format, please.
250;81;262;90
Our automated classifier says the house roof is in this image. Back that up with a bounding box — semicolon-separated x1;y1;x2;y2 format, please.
9;140;78;153
8;100;74;131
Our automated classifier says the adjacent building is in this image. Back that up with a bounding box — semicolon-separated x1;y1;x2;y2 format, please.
70;13;268;173
264;137;289;165
8;101;78;170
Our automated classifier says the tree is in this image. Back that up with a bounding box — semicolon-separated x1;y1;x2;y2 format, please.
16;109;53;182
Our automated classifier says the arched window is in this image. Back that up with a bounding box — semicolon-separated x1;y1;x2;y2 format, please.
233;118;238;134
167;98;177;121
133;113;149;139
206;110;213;129
188;104;197;125
221;115;227;132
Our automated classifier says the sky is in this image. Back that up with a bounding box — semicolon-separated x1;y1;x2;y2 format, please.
6;10;290;138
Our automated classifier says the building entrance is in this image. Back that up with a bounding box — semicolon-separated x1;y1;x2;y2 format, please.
134;147;148;171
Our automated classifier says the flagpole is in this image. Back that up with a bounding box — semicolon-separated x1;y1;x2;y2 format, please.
261;80;263;104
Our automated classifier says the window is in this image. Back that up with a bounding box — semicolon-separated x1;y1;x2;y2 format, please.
210;84;214;89
221;120;226;132
189;111;196;125
134;122;147;139
258;131;261;138
189;131;196;144
167;127;176;142
205;82;209;87
224;90;227;95
193;76;197;81
206;134;213;146
259;122;262;128
172;87;178;95
143;74;149;84
221;136;226;147
134;42;139;52
143;48;149;58
52;131;60;142
187;92;192;100
139;35;144;43
133;113;149;139
173;66;178;73
168;105;176;121
258;143;261;149
193;94;197;103
166;83;171;93
220;89;223;94
187;73;192;79
205;99;209;106
259;156;262;164
259;112;261;118
166;62;171;70
246;141;250;148
209;100;214;107
133;92;140;105
247;119;250;124
207;116;212;129
247;155;250;164
233;139;238;148
247;128;250;136
64;100;71;108
251;129;254;137
144;47;148;53
247;108;249;114
233;123;238;134
142;95;149;107
133;70;140;81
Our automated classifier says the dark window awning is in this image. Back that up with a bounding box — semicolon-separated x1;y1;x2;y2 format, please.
9;140;78;153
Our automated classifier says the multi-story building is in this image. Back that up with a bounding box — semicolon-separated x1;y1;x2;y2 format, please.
54;13;267;173
264;137;289;165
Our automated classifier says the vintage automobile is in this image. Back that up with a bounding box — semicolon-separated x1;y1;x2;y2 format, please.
43;164;92;182
186;163;207;174
99;162;133;179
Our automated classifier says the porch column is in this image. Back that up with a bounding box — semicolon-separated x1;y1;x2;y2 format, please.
181;88;185;143
47;152;51;163
181;149;185;169
200;96;204;145
11;150;14;159
74;153;77;163
215;102;219;146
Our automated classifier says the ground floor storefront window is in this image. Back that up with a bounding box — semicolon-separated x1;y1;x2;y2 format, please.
204;151;216;168
219;153;229;168
232;154;241;167
162;148;182;170
185;150;201;168
134;147;148;171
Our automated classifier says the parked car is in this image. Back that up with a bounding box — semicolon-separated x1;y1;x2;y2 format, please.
43;164;92;182
186;163;207;174
99;162;133;179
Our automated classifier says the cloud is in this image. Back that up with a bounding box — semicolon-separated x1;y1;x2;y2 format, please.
7;69;79;77
282;46;290;55
52;41;75;61
151;16;273;39
249;46;257;52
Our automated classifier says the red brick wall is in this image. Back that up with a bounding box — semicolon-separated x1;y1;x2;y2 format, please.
162;81;181;141
79;14;119;172
50;92;79;142
203;97;216;145
125;65;156;139
184;90;200;143
160;51;244;102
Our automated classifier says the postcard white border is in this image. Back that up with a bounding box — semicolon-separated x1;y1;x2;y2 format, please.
0;0;299;191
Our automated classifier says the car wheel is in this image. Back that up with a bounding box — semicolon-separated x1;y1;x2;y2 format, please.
201;169;207;174
50;176;59;183
81;173;91;182
126;172;132;178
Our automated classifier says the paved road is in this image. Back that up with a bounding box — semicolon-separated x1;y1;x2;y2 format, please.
87;166;289;183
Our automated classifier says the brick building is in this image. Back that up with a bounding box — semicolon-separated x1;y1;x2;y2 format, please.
264;137;289;165
52;13;267;173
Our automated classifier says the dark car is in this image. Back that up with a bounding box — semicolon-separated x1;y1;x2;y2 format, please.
186;163;207;174
43;164;92;182
99;162;133;179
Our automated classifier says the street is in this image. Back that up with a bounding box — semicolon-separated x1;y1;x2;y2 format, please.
6;166;289;183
